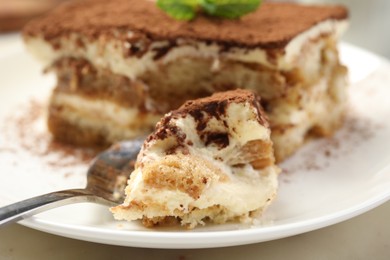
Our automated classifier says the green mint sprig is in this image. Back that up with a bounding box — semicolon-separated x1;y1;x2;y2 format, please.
157;0;262;21
157;0;199;21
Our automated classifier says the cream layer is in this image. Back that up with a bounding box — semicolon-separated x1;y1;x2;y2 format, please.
51;93;161;141
24;20;348;80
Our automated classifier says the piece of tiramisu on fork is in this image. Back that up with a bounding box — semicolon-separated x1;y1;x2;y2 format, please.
111;89;279;228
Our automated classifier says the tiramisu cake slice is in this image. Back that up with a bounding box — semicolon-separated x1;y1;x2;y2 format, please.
111;89;279;228
23;0;348;161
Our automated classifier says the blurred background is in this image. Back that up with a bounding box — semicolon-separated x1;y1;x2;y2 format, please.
297;0;390;59
0;0;65;32
0;0;389;59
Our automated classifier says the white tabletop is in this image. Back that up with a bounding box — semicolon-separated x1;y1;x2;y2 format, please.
1;201;389;259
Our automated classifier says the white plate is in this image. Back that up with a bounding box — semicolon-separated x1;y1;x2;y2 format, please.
0;35;390;249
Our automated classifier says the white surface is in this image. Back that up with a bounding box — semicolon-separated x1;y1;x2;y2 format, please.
299;0;390;59
0;35;390;249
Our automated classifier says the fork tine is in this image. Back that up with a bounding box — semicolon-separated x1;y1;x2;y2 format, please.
86;139;144;203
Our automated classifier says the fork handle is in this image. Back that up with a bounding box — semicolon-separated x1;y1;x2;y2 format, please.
0;189;111;227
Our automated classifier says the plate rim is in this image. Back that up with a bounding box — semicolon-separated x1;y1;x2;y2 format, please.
21;188;390;248
1;36;390;248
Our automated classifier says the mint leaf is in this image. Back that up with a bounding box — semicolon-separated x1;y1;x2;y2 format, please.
157;0;262;20
199;0;261;19
157;0;198;20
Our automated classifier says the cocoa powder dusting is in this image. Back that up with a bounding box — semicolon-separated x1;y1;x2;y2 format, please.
280;105;383;176
23;0;347;49
1;99;98;174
